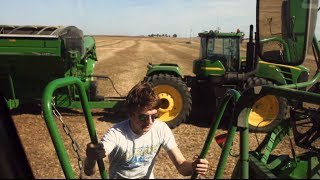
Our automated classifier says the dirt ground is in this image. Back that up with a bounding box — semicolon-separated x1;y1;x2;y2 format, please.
11;36;318;179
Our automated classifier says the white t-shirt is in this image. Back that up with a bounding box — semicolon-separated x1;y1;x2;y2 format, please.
100;119;177;179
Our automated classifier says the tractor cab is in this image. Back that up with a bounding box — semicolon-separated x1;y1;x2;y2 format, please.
194;30;245;80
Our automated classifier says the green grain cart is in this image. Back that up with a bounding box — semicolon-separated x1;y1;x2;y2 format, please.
0;25;123;110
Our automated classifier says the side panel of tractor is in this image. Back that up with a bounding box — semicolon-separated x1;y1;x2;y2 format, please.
192;59;225;77
255;61;309;85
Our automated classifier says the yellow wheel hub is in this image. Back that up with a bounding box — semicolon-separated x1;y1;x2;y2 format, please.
249;95;279;128
154;85;183;122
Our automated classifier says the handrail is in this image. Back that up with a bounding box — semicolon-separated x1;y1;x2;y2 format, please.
281;70;320;89
260;37;291;63
247;85;320;104
42;77;108;179
196;84;320;179
191;89;241;179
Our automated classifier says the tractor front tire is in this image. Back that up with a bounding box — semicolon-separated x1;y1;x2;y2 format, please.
144;74;191;129
243;77;287;133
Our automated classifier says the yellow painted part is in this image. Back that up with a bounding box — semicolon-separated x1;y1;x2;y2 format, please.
201;67;224;71
209;74;224;76
248;95;279;128
241;59;301;70
259;61;301;70
154;85;183;122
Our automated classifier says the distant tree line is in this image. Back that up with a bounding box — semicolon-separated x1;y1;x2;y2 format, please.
148;33;178;38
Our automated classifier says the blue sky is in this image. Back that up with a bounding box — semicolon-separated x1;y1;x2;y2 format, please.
1;0;257;37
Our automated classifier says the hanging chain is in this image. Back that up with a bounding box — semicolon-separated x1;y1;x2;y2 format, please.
51;100;84;178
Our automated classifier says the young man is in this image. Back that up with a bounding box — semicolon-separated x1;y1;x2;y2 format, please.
84;82;209;179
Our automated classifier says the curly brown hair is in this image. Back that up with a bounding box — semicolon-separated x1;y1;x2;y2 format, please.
125;82;161;117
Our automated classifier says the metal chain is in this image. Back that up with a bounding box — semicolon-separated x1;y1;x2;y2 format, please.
51;101;84;178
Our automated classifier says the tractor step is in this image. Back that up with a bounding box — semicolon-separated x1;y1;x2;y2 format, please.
249;153;277;179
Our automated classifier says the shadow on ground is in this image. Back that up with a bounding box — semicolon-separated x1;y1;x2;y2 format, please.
10;102;127;124
10;103;42;115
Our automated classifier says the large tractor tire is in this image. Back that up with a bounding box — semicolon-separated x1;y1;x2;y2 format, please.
242;77;287;133
144;73;191;128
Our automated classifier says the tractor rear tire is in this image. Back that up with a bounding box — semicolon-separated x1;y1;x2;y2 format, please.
242;77;287;133
144;73;191;129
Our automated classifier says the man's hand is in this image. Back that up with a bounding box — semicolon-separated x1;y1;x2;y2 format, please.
84;142;106;176
192;158;209;176
86;142;106;160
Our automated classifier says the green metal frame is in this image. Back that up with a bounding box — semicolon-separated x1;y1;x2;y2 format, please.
192;74;320;178
235;81;320;178
42;77;108;179
255;61;308;85
191;89;241;179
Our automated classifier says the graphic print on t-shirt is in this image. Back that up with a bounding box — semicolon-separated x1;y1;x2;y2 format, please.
123;144;159;168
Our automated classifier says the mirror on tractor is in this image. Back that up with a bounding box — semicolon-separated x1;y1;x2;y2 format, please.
258;0;318;65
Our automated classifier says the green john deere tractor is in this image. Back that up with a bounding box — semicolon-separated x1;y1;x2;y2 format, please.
0;25;124;111
143;29;310;132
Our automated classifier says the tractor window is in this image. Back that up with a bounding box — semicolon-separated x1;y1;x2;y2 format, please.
207;37;240;71
199;37;207;59
223;38;240;71
207;38;215;54
214;38;223;54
